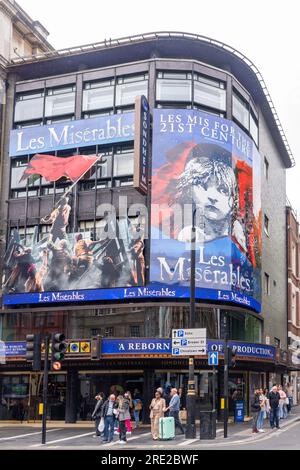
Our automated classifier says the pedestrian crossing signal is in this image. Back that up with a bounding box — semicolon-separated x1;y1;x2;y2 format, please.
25;333;41;371
51;333;67;369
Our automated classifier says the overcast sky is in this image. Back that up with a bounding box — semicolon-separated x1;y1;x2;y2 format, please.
17;0;300;214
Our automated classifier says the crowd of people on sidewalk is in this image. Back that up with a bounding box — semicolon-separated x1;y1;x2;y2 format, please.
90;382;294;443
251;383;294;434
91;386;185;444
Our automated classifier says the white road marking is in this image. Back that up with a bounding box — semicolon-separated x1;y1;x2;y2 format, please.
0;428;61;442
102;432;152;447
179;439;198;446
30;431;95;447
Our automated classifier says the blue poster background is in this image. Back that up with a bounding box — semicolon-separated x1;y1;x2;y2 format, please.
150;109;262;312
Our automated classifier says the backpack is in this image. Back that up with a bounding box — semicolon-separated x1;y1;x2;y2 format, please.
134;399;142;411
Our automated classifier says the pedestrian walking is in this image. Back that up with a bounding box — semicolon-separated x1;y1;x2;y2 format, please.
164;388;185;435
285;383;293;413
101;394;118;443
268;385;281;429
157;386;170;416
125;391;133;434
133;389;143;429
150;390;166;440
257;388;266;432
91;392;105;438
278;385;288;419
251;389;261;434
116;393;131;444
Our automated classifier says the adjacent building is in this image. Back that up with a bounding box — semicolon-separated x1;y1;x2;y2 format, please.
0;31;296;422
286;203;300;405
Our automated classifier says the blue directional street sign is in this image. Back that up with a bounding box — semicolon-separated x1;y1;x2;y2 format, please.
208;351;219;366
172;348;180;355
181;339;188;346
177;330;184;337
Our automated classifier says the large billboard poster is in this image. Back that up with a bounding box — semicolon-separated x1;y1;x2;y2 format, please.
150;109;262;312
2;210;145;296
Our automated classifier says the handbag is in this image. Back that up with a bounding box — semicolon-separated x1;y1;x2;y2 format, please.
285;397;289;405
98;417;104;433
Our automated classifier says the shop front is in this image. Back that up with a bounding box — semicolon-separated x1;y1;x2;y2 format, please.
0;336;279;423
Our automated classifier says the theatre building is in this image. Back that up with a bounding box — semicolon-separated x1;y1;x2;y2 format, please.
0;32;295;422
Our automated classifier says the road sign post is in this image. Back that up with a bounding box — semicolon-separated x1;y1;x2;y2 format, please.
42;335;49;445
172;327;207;439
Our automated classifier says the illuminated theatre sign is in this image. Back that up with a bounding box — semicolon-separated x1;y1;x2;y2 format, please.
149;108;262;313
4;105;261;313
9;113;135;157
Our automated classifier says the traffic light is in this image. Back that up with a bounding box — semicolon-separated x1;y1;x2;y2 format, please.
91;336;101;360
227;346;237;368
51;333;67;370
25;334;41;371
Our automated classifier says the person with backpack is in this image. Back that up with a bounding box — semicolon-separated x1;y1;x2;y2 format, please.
133;389;143;429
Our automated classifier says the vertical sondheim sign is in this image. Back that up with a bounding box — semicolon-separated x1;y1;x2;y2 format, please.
134;95;150;195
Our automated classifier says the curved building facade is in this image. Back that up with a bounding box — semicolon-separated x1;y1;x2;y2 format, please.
0;32;293;422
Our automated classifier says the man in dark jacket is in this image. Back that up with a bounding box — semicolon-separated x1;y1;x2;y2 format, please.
268;386;281;429
251;389;261;434
91;393;105;438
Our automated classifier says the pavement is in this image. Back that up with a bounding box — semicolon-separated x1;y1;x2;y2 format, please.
0;406;299;450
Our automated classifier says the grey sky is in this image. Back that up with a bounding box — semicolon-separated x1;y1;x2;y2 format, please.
18;0;300;214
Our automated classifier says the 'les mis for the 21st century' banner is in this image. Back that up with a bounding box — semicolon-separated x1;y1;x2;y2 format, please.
150;109;262;312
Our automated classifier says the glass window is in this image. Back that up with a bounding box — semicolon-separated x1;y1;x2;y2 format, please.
264;272;270;295
82;79;114;112
250;111;258;145
46;115;75;124
113;148;134;177
45;86;75;118
156;72;192;102
12;226;36;246
14;91;44;123
116;74;148;106
264;157;269;179
194;74;226;110
264;214;269;236
15;120;43;129
130;325;140;337
11;158;28;188
233;91;249;130
104;327;114;337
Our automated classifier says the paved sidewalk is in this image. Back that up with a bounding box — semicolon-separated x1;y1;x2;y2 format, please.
212;405;300;444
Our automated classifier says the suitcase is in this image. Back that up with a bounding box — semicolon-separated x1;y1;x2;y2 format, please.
159;417;175;440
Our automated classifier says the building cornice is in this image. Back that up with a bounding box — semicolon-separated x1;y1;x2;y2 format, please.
5;31;294;168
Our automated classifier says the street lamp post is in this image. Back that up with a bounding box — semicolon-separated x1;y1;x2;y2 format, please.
185;201;197;439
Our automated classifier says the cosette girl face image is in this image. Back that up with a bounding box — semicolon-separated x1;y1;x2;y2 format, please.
173;143;239;242
185;156;236;222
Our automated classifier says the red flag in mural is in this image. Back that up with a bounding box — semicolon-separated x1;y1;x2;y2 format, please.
19;154;100;183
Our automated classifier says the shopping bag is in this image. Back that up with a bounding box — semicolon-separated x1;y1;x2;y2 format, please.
98;417;105;433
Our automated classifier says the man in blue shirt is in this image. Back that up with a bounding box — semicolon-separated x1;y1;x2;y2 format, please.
164;388;185;434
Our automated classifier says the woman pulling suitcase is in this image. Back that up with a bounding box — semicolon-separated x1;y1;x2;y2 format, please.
149;390;166;440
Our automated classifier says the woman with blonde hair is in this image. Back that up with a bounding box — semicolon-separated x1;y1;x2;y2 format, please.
149;390;166;440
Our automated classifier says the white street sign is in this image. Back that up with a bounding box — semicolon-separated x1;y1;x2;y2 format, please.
171;328;207;356
172;328;206;339
172;338;206;347
172;346;207;356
